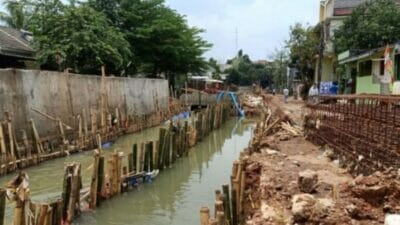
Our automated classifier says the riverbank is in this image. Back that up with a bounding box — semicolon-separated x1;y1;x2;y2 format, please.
202;93;400;225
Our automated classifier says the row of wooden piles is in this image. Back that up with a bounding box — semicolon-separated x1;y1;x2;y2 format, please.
199;151;247;225
4;102;231;225
0;101;182;177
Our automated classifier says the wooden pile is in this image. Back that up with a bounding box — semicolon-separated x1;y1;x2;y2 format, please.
7;102;233;225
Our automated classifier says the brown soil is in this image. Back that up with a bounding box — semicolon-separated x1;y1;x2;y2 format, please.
242;94;400;225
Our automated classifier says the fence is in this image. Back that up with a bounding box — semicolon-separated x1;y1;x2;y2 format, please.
305;94;400;174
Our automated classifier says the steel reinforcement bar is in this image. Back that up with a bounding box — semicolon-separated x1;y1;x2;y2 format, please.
305;95;400;174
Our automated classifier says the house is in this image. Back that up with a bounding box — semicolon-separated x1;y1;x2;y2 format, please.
315;0;367;84
0;26;35;68
338;44;400;94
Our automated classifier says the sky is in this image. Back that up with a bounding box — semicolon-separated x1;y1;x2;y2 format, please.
165;0;320;62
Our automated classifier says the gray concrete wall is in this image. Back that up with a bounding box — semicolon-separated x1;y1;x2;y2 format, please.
0;69;169;136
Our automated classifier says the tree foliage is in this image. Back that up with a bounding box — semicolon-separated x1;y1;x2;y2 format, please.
225;50;272;87
0;0;30;29
334;0;400;54
267;48;289;90
29;3;131;74
0;0;211;81
286;23;319;84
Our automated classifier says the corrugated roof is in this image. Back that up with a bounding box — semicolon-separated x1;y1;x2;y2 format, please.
334;0;368;9
0;26;35;59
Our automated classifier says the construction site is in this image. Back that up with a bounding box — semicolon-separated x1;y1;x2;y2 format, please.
0;67;398;225
200;92;400;225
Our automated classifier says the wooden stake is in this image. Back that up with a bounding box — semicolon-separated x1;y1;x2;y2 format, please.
0;189;5;225
222;184;232;224
30;119;44;154
100;66;106;133
89;151;100;209
82;109;88;138
90;109;97;134
200;207;210;225
0;125;5;155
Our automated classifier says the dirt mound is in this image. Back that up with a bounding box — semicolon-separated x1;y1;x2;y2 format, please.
242;93;400;225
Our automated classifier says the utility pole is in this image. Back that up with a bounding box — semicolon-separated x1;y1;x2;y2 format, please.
317;22;325;91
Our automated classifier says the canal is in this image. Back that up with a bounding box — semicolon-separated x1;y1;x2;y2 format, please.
2;118;254;225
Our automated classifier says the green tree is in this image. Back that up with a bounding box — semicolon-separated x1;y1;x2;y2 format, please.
286;23;319;84
29;3;131;74
268;48;289;90
334;0;400;53
0;0;30;29
208;57;221;79
225;50;271;86
117;0;211;85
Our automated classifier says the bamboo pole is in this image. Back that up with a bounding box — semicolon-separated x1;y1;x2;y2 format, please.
200;207;210;225
158;128;166;169
30;107;72;130
222;184;232;224
30;119;44;155
82;109;88;138
131;143;137;173
78;115;83;148
0;189;5;225
139;143;145;173
231;189;237;225
66;164;81;223
89;151;100;209
153;140;159;170
97;156;104;206
37;203;49;225
90;109;97;134
216;211;225;225
100;66;106;133
239;171;246;218
57;119;66;147
116;152;122;194
0;125;5;156
209;218;217;225
107;158;114;196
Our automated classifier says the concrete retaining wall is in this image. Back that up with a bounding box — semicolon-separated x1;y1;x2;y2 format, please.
0;69;169;136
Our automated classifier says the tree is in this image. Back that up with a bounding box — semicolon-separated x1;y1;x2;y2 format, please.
334;0;400;54
286;23;319;84
88;0;120;25
208;57;221;80
0;0;30;29
268;48;289;90
117;0;211;85
225;50;271;86
29;3;132;74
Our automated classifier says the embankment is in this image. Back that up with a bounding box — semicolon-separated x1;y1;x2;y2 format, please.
0;69;173;175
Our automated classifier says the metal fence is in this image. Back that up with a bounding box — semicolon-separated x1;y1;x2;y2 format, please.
305;95;400;174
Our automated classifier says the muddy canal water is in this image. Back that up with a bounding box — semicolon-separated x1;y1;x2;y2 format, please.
1;119;254;225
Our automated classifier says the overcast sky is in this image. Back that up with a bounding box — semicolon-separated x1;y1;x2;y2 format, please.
165;0;320;62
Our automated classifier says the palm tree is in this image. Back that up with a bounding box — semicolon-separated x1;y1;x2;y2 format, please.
0;0;28;29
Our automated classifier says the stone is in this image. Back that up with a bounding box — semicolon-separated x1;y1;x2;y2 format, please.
298;170;318;193
291;194;316;222
260;201;277;221
292;194;334;223
292;161;300;167
385;214;400;225
265;149;279;155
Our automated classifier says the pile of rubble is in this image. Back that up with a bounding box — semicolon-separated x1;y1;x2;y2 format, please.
241;94;400;225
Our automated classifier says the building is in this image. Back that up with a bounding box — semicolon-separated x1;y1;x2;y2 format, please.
316;0;367;84
338;44;400;94
0;26;35;68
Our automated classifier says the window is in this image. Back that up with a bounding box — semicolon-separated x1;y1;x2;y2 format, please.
358;60;372;76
